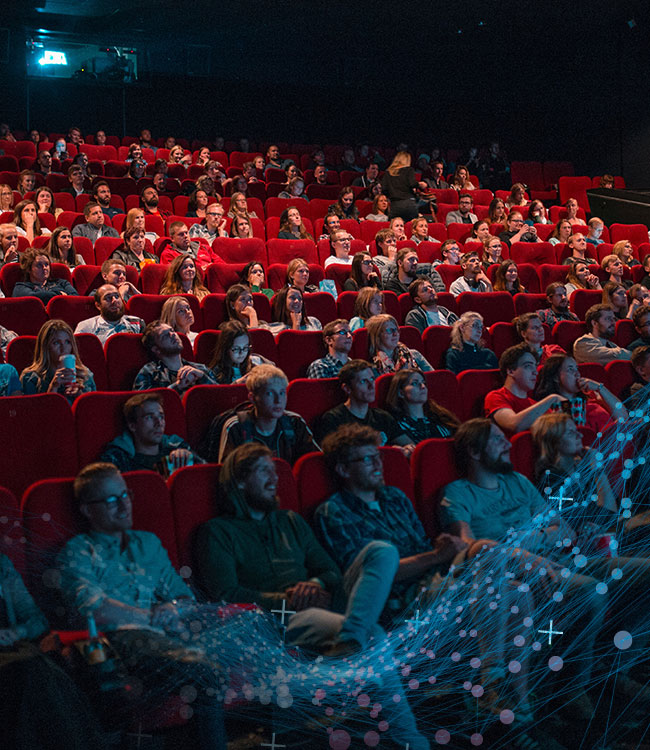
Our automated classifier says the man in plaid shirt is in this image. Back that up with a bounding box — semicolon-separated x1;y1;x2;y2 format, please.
306;319;352;379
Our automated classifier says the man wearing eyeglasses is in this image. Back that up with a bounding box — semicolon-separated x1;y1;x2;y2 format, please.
100;392;204;475
189;204;228;242
315;423;466;656
498;211;542;247
306;319;353;378
445;194;478;226
57;462;226;748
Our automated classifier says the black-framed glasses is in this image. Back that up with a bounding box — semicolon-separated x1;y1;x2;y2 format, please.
230;344;252;354
345;452;382;466
84;489;133;507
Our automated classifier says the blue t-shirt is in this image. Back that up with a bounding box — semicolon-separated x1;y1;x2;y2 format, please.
0;364;21;396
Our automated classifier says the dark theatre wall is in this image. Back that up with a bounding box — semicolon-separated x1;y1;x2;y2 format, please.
2;1;650;184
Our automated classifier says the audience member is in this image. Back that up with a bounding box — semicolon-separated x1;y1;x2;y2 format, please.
505;183;528;208
100;392;203;474
75;284;144;343
562;232;596;265
267;286;322;335
404;277;458;331
185;188;209;218
285;257;318;293
365;194;390;222
99;258;140;302
367;313;432;375
344;251;382;291
16;170;36;197
536;282;579;327
564;260;601;297
445;193;478;225
66;165;88;197
160;221;215;268
349;287;384;331
602;281;631;320
613;239;641;267
134;320;217;392
44;226;83;268
573;304;632;364
628;304;650;351
13;249;78;302
444;311;498;374
34;185;63;219
564;198;586;226
499;211;541;247
140;186;170;218
493;259;526;295
240;260;273;298
71;202;119;245
160;295;198;344
323;230;354;269
188;202;228;242
488;197;508;225
306;318;353;378
110;226;157;270
13;199;51;244
277;207;312;240
601;253;632;289
380;151;428;221
434;238;462;267
208;320;269;383
20;319;95;401
586;217;605;247
384;248;420;294
548;219;572;247
159;253;210;301
513;312;564;364
449;250;493;295
0;223;18;266
525;199;549;225
225;284;260;329
91;181;121;219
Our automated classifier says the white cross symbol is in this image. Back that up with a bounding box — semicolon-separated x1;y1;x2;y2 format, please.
549;487;573;512
405;609;429;632
271;599;296;626
261;733;286;749
126;723;153;749
538;619;564;645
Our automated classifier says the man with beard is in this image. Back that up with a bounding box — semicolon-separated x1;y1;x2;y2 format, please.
385;248;420;295
91;180;122;219
133;320;216;393
196;440;432;750
483;344;563;435
139;186;170;218
536;282;579;327
449;250;493;296
71;202;119;244
74;284;144;344
573;304;632;365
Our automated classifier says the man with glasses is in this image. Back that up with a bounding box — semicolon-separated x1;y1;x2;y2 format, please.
315;424;466;657
35;149;54;178
189;203;228;242
133;320;216;393
445;193;478;225
499;210;542;247
324;229;354;268
307;319;353;378
57;462;227;749
100;392;204;474
314;360;415;454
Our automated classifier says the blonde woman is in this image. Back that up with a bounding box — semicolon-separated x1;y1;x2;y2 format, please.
160;295;198;344
380;150;428;221
444;311;498;374
20;319;95;402
228;191;258;220
124;207;159;243
366;313;432;375
612;239;641;267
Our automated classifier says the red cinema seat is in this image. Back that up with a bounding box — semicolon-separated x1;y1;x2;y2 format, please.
557;176;592;213
276;330;326;380
0;394;77;498
414;241;444;264
212;237;267;264
605;360;637;399
422;326;453;369
456;291;515;327
73;333;107;391
71;264;138;295
73;389;185;468
509;242;556;266
570;289;603;320
0;297;48;334
514;293;547;316
553;320;588;354
435;264;462;290
609;224;649;247
182;383;249;451
139;264;169;294
294;446;413;518
447;223;473;243
489;322;520;358
456;369;503;421
303;291;337;325
286;378;345;428
0;486;24;574
46;295;97;329
411;438;457;538
5;335;36;374
105;332;149;390
200;294;227;329
205;263;246;293
264;197;309;218
94;237;124;265
510;431;536;480
538;264;568;290
615;319;636;349
549;206;587;224
0;260;68;296
361;221;389;245
267;238;318;265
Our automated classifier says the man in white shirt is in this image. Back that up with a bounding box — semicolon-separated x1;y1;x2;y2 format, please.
75;284;144;344
323;230;354;268
449;251;493;296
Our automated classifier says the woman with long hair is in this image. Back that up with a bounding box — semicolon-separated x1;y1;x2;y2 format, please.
195;146;212;167
278;176;309;202
493;259;526;295
526;199;549;225
13;249;77;302
240;261;273;298
0;184;14;212
344;252;382;292
111;226;158;270
534;353;626;432
124;207;159;243
564;260;602;297
159;254;209;301
488;197;508;225
228;191;258;220
349;287;384;331
208;320;268;383
506;183;528;208
230;215;254;239
380;150;429;221
470;219;491;243
160;295;198;344
548;219;573;246
46;226;85;267
286;258;318;293
366;194;390;222
186;189;209;218
328;187;360;221
444;311;498;374
225;283;259;328
268;285;322;335
385;368;459;442
612;239;641;267
481;235;503;270
278;207;312;240
367;314;432;375
20;319;95;401
168;144;191;166
601;281;631;320
34;186;63;219
13;200;50;244
450;164;475;191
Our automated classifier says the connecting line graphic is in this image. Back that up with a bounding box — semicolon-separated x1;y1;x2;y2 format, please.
538;619;564;645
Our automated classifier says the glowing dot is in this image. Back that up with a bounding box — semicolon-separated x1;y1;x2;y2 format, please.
401;666;411;676
510;605;520;614
435;729;451;744
552;592;564;602
610;539;618;550
378;721;388;732
513;635;525;647
470;734;484;746
548;656;563;671
509;660;521;673
523;617;533;628
463;681;472;691
489;602;497;610
392;694;401;703
179;565;192;578
357;693;370;707
428;676;436;684
471;685;484;698
179;705;193;719
364;731;380;747
329;729;351;749
408;679;419;690
459;629;467;637
623;510;631;518
470;629;477;637
180;685;197;703
500;709;515;724
596;582;608;595
315;688;326;700
451;652;461;662
326;707;334;715
42;512;51;521
611;568;623;580
574;554;587;568
614;631;632;650
621;497;632;508
470;657;481;668
532;641;541;651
